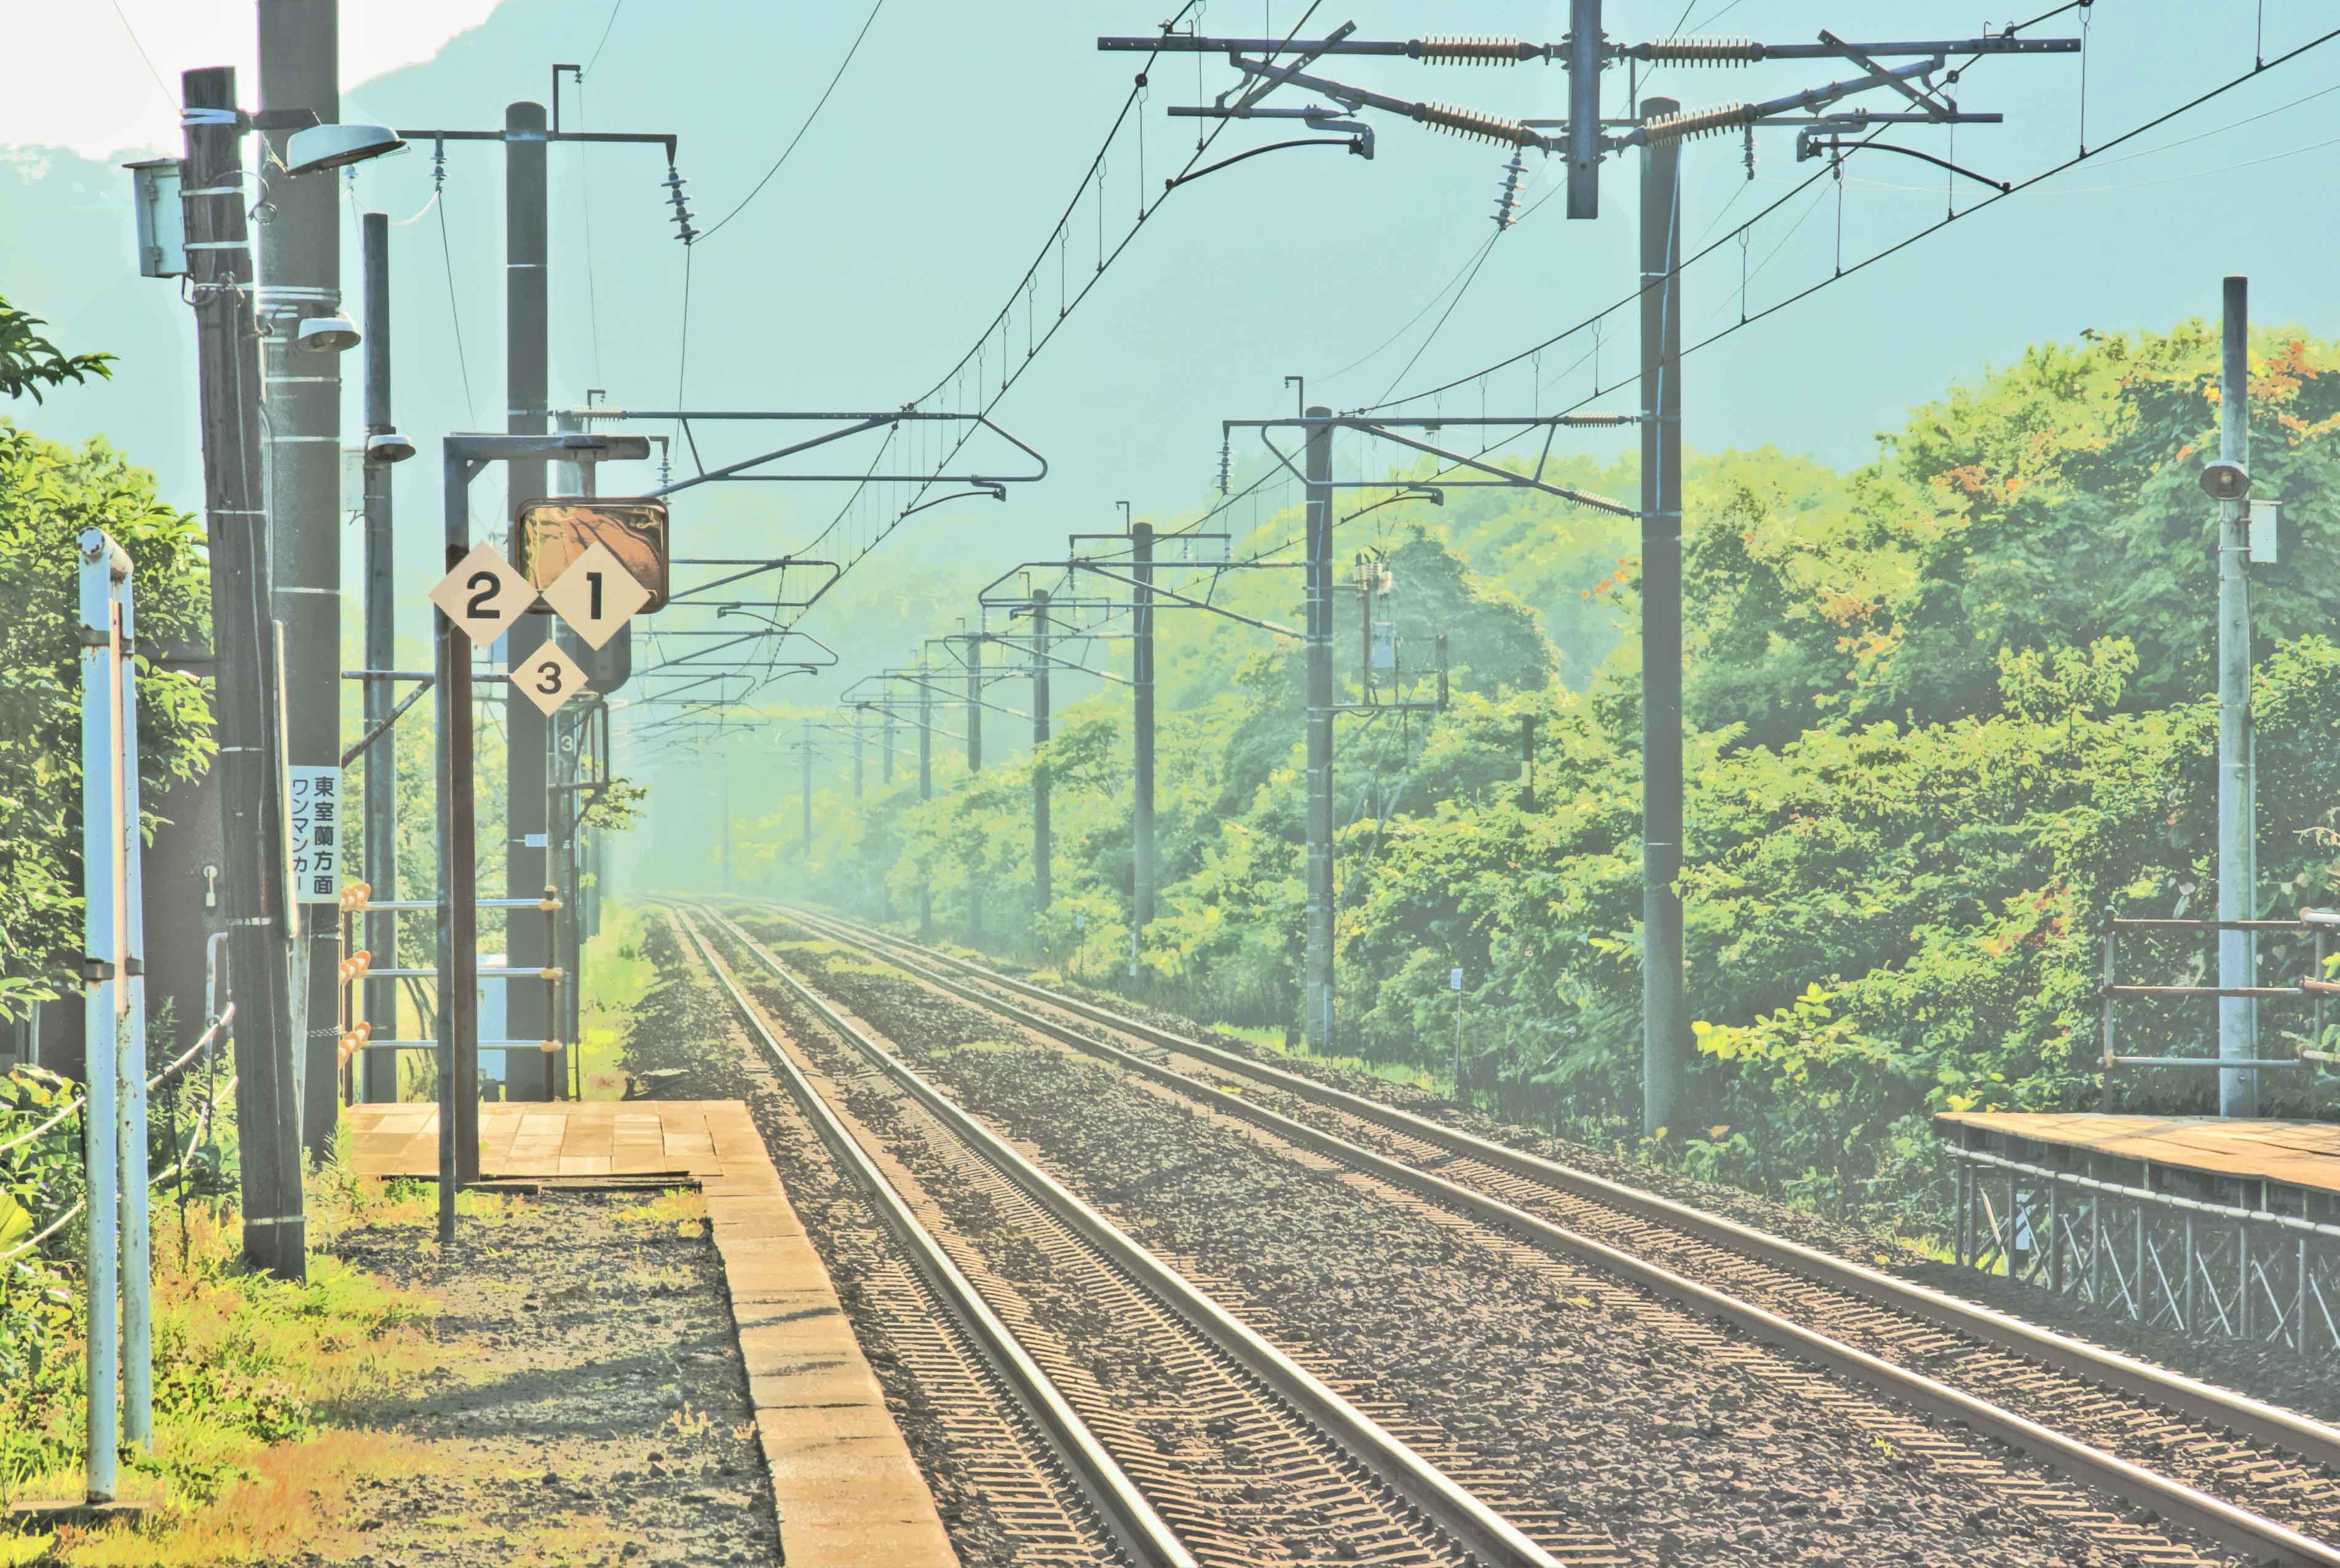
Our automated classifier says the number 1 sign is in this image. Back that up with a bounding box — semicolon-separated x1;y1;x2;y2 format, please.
539;540;652;650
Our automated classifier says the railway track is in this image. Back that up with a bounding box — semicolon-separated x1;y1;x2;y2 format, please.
669;904;1579;1568
751;897;2340;1568
669;906;1172;1568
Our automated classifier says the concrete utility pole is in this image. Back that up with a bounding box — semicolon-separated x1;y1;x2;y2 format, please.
801;717;814;853
1303;407;1335;1052
257;0;342;1157
504;100;555;1102
1638;98;1689;1138
360;211;399;1104
2217;275;2257;1117
1131;521;1157;936
852;709;864;800
1031;588;1052;915
183;65;305;1282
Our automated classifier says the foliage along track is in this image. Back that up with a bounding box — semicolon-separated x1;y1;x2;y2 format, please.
668;905;1540;1568
632;908;1128;1568
710;901;2239;1568
783;901;2340;1567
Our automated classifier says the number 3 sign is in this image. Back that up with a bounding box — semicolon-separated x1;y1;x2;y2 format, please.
509;638;590;716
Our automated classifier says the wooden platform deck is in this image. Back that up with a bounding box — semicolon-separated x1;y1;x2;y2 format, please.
349;1100;734;1181
1937;1111;2340;1197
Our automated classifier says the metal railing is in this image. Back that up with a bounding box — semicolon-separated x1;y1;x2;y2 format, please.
332;881;567;1100
2097;910;2332;1109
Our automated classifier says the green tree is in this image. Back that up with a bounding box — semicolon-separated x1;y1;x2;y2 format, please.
0;426;213;1014
0;295;113;403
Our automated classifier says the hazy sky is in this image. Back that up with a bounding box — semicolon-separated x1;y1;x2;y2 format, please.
1;1;504;157
6;1;2337;760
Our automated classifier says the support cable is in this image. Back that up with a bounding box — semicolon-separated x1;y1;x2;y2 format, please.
695;0;889;246
1364;21;2340;416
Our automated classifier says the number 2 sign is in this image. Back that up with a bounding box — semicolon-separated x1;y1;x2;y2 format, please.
427;543;537;646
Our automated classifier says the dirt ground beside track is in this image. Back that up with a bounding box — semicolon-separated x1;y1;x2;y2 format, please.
323;1189;780;1567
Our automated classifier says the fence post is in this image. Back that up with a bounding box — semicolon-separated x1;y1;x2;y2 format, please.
2100;911;2119;1112
76;527;152;1499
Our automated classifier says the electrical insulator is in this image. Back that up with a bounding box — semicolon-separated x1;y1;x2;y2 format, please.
1215;436;1231;496
1412;35;1527;65
1638;36;1758;65
1639;102;1752;144
1493;150;1526;229
664;167;699;243
1419;102;1535;148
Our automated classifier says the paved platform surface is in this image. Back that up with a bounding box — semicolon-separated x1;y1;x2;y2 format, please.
1938;1111;2340;1195
349;1100;728;1180
349;1100;960;1567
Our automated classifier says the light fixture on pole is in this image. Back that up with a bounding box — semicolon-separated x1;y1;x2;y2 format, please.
283;122;406;177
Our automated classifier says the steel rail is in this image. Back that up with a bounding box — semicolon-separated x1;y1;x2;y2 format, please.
666;905;1190;1568
698;904;1562;1568
773;900;2340;1568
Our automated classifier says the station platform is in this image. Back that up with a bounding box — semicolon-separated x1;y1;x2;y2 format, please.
1937;1110;2340;1214
348;1101;959;1567
1935;1109;2340;1351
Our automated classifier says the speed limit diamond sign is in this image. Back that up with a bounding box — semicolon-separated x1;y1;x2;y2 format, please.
510;637;588;715
540;541;652;649
429;543;536;646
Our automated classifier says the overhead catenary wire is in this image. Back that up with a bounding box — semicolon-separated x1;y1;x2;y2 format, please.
694;0;889;246
1222;23;2340;572
1363;20;2340;417
672;0;1324;693
584;0;626;77
108;0;178;112
433;154;479;428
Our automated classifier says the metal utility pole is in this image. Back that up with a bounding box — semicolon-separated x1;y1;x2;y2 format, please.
504;100;555;1103
1565;0;1603;218
258;1;342;1158
965;634;985;773
1131;521;1157;936
432;460;480;1224
1121;15;2075;1132
918;654;935;936
183;65;304;1282
360;212;399;1104
2217;275;2257;1117
1303;407;1335;1052
1639;99;1689;1138
801;717;814;853
852;709;864;800
1519;714;1538;811
719;776;733;888
966;633;984;947
882;706;896;786
1031;588;1052;915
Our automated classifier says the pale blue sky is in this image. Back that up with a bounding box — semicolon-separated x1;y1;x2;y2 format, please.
5;1;2336;709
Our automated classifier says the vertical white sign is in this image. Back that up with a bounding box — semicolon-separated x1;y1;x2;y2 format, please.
287;765;344;905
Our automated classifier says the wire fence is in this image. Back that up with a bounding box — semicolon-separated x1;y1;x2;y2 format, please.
0;1005;236;1267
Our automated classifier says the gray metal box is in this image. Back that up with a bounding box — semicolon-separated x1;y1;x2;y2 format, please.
124;158;186;278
